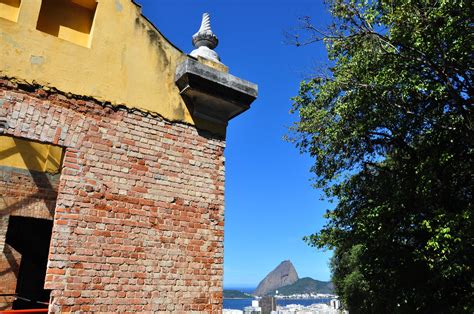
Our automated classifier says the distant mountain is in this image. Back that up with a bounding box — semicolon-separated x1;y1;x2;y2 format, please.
254;260;299;296
268;277;334;295
223;290;253;299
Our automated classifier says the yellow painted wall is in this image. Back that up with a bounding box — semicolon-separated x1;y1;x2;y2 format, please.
0;136;63;173
0;0;224;134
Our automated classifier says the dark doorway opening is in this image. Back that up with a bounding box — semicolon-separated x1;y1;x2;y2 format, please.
5;216;53;309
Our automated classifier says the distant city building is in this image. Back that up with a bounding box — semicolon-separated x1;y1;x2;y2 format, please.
276;303;348;314
260;296;277;314
225;299;348;314
223;310;244;314
244;300;262;314
330;299;341;310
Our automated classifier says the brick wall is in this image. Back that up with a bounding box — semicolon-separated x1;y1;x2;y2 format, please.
0;79;226;312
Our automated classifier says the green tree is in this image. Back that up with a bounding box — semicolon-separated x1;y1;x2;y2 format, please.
288;0;473;312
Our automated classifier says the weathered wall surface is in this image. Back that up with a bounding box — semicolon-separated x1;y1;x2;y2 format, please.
0;166;59;310
0;79;225;312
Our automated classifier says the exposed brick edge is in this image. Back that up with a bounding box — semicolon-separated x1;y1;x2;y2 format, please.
0;76;224;140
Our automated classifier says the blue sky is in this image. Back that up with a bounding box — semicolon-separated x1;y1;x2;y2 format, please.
136;0;333;288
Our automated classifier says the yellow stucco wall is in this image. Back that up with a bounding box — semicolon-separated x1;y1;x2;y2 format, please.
0;135;63;173
0;0;223;133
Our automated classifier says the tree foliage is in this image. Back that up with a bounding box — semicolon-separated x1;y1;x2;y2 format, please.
289;0;473;312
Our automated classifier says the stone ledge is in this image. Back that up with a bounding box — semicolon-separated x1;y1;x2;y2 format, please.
175;58;258;125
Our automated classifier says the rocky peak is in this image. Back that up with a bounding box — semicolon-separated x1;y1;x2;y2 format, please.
253;260;299;296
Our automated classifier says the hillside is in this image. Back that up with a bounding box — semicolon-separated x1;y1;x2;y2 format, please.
267;277;334;295
223;290;253;299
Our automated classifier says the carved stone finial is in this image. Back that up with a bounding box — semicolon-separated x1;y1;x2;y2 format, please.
197;13;212;35
190;13;221;63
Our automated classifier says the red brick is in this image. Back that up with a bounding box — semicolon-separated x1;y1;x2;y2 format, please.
0;82;226;312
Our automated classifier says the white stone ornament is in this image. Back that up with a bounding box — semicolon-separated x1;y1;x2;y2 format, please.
190;13;221;63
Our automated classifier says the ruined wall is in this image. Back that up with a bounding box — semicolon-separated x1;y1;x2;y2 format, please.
0;79;225;312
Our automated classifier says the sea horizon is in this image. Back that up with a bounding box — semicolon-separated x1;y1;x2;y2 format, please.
223;287;256;294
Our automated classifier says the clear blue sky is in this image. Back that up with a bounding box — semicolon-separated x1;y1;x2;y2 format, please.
136;0;333;288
